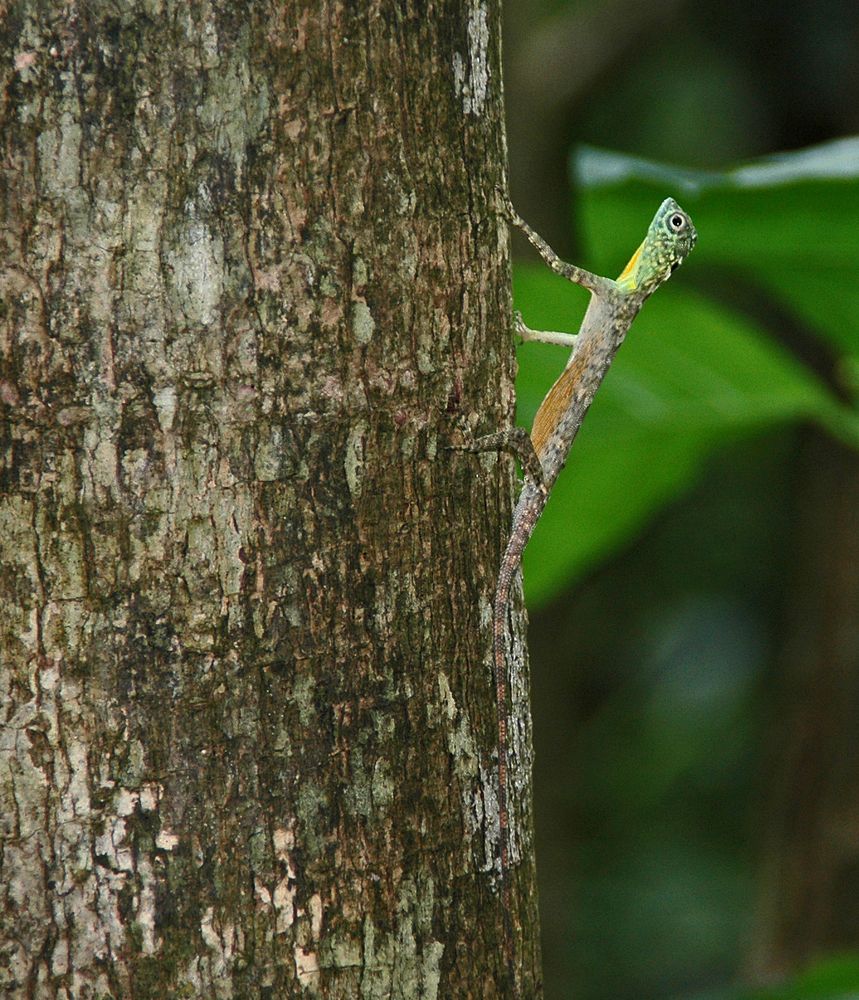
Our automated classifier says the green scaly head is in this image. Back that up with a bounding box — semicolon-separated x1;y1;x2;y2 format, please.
615;198;697;294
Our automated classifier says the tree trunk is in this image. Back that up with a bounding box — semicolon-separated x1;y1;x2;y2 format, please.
0;2;541;997
747;431;859;982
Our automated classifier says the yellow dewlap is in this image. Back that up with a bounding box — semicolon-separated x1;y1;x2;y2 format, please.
616;239;644;289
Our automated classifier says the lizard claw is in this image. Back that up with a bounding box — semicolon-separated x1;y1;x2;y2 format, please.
495;187;519;224
512;310;527;340
445;414;476;451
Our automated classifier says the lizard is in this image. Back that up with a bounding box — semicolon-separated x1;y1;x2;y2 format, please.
458;196;697;995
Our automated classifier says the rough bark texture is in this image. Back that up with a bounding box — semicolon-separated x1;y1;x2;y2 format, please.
747;432;859;982
0;2;541;997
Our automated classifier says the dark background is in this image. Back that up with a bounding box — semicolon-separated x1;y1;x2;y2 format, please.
502;2;859;997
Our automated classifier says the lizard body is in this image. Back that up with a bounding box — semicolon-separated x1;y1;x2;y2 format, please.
473;198;697;995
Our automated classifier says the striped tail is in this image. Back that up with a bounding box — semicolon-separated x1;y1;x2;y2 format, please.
493;484;547;996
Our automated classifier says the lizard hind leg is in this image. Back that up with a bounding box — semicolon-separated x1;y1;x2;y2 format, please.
455;425;545;491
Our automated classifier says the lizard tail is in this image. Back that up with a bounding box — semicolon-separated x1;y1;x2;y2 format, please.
493;485;546;996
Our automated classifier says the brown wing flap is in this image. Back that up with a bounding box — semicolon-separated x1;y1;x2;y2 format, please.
530;346;591;457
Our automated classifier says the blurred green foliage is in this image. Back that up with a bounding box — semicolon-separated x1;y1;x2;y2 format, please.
694;954;859;999
504;3;859;998
515;140;859;605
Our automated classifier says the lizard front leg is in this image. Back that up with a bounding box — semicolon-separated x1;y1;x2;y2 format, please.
498;191;613;298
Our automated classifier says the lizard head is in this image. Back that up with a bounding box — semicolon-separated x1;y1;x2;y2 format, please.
615;198;697;294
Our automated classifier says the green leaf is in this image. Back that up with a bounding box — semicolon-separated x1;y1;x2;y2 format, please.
676;953;859;1000
789;954;859;997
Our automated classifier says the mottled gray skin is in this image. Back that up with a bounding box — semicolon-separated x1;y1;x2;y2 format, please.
489;197;696;996
534;198;697;492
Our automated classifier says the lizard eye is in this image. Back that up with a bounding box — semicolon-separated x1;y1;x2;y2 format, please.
668;213;687;232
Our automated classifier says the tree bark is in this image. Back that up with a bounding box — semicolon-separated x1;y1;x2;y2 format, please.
0;2;541;997
747;431;859;983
